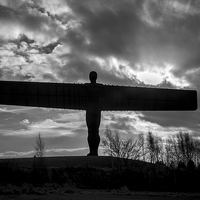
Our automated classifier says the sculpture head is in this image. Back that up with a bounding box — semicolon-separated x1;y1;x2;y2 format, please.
89;71;97;84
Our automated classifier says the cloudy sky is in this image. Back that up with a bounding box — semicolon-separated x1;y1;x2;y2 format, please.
0;0;200;158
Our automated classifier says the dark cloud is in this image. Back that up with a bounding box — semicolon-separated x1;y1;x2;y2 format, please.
0;3;44;31
0;4;16;21
11;34;59;58
2;0;200;87
140;111;200;136
108;115;132;131
64;0;141;60
39;41;60;54
13;51;32;63
55;0;200;90
15;34;35;47
95;67;139;86
0;2;63;42
138;1;200;87
56;52;138;85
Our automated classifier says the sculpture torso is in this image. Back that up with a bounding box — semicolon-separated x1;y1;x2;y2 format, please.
84;72;102;156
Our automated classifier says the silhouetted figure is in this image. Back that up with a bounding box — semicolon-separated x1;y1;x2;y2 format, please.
85;71;102;156
0;71;197;157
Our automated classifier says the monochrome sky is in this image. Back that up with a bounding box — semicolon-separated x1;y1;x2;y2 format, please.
0;0;200;158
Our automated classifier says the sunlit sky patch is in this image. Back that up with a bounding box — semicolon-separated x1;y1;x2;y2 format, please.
137;71;163;85
0;0;199;158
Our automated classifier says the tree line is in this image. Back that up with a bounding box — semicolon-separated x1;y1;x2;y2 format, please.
1;130;200;192
101;128;200;168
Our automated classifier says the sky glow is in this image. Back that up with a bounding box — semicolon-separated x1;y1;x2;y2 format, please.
0;0;199;158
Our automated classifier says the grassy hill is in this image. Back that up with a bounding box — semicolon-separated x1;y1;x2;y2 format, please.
0;156;199;192
0;156;149;169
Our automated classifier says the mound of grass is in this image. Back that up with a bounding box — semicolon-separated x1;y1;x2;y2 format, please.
0;156;200;192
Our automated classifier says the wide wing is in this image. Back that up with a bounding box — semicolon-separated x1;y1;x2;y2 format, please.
0;81;197;111
0;81;88;110
99;85;197;111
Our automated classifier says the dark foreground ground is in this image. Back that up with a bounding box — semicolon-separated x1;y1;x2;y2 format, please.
0;155;136;168
1;188;200;200
0;156;200;199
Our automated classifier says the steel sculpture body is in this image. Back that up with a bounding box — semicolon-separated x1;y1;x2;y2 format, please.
0;71;197;156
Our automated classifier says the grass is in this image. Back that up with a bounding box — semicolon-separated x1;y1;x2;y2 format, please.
0;156;148;169
0;156;200;193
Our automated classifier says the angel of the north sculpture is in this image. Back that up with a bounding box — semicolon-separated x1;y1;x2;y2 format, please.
0;71;197;156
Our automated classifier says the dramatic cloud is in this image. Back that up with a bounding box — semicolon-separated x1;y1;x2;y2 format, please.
0;0;199;157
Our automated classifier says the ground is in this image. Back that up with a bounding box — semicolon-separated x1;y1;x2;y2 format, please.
1;156;200;199
1;187;200;200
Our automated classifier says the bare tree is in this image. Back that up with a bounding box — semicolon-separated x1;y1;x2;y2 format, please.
146;131;163;163
176;131;195;165
34;133;46;157
164;136;178;167
138;133;146;161
121;136;143;160
101;128;200;168
193;139;200;166
146;131;155;163
101;128;144;160
130;133;147;160
163;132;200;168
101;128;123;157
